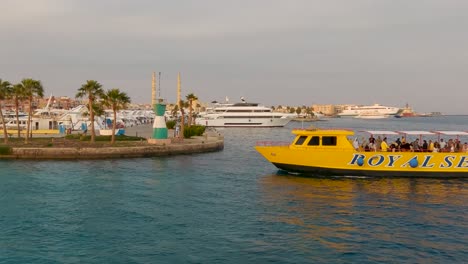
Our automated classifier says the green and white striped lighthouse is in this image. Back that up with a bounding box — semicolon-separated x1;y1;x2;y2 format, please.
152;72;168;139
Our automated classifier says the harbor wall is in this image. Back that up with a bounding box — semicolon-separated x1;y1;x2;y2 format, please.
0;137;224;160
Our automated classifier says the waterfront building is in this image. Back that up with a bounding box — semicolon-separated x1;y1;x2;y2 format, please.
312;104;336;116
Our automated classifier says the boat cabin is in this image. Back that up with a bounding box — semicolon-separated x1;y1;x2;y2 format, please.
291;129;355;149
290;128;468;153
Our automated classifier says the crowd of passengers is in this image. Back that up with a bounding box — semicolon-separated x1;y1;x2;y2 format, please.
352;135;468;153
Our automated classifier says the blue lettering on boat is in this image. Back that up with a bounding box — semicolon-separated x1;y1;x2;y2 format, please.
386;155;402;167
440;156;455;168
349;154;365;165
421;155;435;168
368;155;385;167
348;154;468;169
456;156;468;168
400;156;418;168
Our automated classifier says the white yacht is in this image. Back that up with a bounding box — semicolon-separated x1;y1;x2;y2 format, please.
196;98;293;127
338;104;400;117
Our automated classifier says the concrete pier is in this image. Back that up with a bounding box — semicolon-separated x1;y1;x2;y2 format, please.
0;124;224;160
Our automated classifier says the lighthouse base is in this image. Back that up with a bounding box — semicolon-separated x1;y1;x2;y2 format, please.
147;138;172;145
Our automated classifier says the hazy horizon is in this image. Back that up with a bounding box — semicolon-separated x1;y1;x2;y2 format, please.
1;0;467;114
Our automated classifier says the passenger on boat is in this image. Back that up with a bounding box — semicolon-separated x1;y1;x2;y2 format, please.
422;140;428;152
395;137;401;147
400;142;411;151
376;136;382;151
381;137;389;152
360;137;368;151
455;140;462;152
368;135;376;151
447;139;455;152
353;138;359;150
440;139;446;150
433;141;440;152
412;139;420;152
428;140;434;152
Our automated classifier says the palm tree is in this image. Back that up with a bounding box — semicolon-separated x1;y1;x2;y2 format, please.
12;83;27;138
193;103;201;125
22;78;44;143
171;104;179;119
0;79;12;143
102;88;131;144
76;80;104;143
186;93;198;126
295;107;302;116
178;100;189;138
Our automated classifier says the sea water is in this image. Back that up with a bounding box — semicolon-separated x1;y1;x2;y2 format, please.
0;116;467;263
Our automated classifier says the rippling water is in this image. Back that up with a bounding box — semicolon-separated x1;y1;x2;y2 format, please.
1;116;467;263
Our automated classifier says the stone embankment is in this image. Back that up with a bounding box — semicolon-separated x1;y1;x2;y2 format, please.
0;125;224;160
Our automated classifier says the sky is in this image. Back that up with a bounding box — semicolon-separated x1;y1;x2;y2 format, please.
1;0;467;114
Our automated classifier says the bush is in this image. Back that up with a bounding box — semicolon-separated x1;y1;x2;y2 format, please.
0;145;12;155
65;134;81;140
183;125;206;138
166;120;176;129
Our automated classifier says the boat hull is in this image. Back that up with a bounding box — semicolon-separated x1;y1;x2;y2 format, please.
256;146;468;178
196;117;291;127
272;162;468;178
354;115;389;119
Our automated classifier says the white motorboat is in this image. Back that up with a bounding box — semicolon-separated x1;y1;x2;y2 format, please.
196;98;293;127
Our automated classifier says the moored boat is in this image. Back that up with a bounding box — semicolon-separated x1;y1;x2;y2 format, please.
338;104;400;117
255;128;468;177
196;98;293;127
354;111;389;119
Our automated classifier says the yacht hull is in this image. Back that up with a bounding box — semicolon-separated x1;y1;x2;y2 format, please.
197;117;291;127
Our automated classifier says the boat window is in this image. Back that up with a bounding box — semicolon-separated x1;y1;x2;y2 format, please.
295;136;308;145
307;136;320;146
322;136;337;146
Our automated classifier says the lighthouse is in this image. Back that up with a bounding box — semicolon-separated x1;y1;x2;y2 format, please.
151;72;168;140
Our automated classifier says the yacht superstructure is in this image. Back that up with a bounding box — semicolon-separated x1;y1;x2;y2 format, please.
338;104;400;117
196;99;293;127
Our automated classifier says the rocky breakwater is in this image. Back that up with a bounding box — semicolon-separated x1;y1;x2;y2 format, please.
0;135;224;160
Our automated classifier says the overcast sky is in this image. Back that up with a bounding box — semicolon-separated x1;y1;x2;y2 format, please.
1;0;467;114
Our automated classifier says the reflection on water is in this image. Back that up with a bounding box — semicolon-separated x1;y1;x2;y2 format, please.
259;175;468;262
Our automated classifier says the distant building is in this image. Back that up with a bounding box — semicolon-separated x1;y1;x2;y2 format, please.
312;104;336;116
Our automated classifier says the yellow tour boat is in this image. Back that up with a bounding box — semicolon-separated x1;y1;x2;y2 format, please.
255;128;468;177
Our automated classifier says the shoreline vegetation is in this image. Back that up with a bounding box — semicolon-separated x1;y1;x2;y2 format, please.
0;78;224;159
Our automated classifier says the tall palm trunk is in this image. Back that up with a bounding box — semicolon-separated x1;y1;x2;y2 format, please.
188;100;193;127
0;108;8;143
89;97;96;143
111;106;116;144
15;98;20;138
180;109;185;139
25;96;32;143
